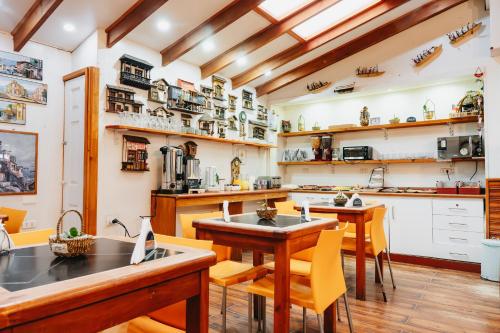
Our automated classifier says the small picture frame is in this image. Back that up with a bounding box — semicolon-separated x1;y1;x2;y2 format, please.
369;117;381;125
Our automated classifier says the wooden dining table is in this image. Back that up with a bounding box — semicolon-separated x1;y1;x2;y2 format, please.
295;202;384;301
193;213;338;333
0;236;216;333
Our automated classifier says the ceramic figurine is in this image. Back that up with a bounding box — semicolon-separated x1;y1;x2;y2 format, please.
298;114;305;132
360;106;370;126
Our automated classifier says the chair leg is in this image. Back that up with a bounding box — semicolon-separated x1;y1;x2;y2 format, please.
302;307;307;333
337;299;341;321
257;296;262;332
222;287;227;332
317;313;324;333
343;293;354;333
248;293;253;333
374;256;387;302
262;297;266;333
386;248;397;289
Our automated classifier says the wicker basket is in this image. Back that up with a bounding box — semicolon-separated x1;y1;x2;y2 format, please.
256;207;278;220
49;210;95;257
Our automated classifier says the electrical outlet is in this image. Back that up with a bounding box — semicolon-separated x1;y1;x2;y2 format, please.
106;215;118;225
22;220;36;230
441;168;455;175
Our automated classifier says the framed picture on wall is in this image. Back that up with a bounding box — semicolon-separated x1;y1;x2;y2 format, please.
0;51;43;81
0;99;26;125
0;75;47;105
0;130;38;195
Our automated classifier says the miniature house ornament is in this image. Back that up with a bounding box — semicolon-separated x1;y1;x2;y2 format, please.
212;76;226;101
242;90;254;110
228;95;237;112
119;54;153;90
122;135;150;171
149;79;169;103
106;85;143;113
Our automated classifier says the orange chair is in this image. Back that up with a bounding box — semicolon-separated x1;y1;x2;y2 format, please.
180;212;267;332
10;229;55;246
125;235;214;333
274;200;298;215
247;225;354;333
0;207;27;233
341;207;396;302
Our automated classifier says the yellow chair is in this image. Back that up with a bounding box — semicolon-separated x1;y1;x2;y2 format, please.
179;212;268;333
274;200;299;215
0;207;27;233
10;229;55;246
341;207;395;302
247;226;354;333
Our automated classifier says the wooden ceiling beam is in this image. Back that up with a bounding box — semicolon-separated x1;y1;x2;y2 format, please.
231;0;409;89
255;0;468;97
11;0;63;51
161;0;265;66
200;0;341;78
105;0;168;48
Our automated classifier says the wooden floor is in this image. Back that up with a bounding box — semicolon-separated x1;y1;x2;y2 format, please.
207;252;500;333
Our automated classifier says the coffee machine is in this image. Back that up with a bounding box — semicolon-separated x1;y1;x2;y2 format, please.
321;135;333;161
159;146;184;194
183;141;202;193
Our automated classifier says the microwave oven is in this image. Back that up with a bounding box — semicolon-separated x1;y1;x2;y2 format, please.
343;146;374;160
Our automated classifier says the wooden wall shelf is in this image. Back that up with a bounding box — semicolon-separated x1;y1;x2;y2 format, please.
278;116;479;138
106;125;277;148
277;157;484;166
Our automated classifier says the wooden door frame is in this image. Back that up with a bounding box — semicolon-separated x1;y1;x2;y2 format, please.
63;67;99;235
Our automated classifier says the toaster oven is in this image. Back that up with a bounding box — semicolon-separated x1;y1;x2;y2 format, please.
343;146;374;160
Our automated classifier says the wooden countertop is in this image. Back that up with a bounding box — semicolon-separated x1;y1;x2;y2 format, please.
290;189;485;199
152;188;289;199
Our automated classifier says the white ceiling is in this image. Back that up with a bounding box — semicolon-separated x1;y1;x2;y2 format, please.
0;0;465;95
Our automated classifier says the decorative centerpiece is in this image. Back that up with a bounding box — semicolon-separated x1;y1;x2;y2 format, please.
306;81;331;94
389;115;400;124
334;191;349;207
49;210;95;257
412;45;442;67
256;198;278;220
447;22;482;45
360;106;370;126
356;65;385;77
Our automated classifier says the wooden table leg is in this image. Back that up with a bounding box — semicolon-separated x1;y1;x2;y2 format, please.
253;250;264;320
324;301;337;333
186;269;209;333
375;252;384;283
355;214;366;300
274;241;291;333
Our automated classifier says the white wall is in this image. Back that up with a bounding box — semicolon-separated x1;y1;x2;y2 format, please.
0;32;72;230
272;2;490;188
92;30;273;236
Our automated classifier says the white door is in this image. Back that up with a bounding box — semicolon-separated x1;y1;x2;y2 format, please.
63;76;85;225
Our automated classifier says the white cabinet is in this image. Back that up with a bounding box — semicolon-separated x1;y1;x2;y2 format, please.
431;198;485;263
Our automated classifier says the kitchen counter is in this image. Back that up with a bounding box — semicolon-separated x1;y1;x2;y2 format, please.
290;189;485;199
151;189;289;236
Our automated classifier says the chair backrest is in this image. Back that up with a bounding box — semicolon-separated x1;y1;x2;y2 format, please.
310;224;348;314
369;207;388;256
179;211;230;262
274;200;298;215
0;207;27;234
290;212;338;262
10;229;55;246
155;234;213;250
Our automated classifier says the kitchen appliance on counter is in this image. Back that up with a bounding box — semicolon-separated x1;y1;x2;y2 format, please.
184;141;202;193
271;176;282;189
343;146;374;160
159;146;184;194
311;136;322;161
437;135;484;160
204;166;218;190
321;135;333;160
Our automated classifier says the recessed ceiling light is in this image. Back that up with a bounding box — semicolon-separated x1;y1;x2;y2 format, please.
63;23;75;32
236;56;247;66
157;19;170;32
202;39;215;52
264;70;272;77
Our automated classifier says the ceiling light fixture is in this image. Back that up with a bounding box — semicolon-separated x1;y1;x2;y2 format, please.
202;39;215;52
264;70;272;77
236;56;247;66
63;23;75;32
157;19;170;32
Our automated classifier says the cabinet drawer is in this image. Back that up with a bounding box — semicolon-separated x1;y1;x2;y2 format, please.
432;199;484;217
432;229;483;246
433;215;484;232
431;244;481;263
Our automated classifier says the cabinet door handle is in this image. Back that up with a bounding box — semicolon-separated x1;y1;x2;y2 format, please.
449;222;467;226
449;251;468;257
449;236;468;242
